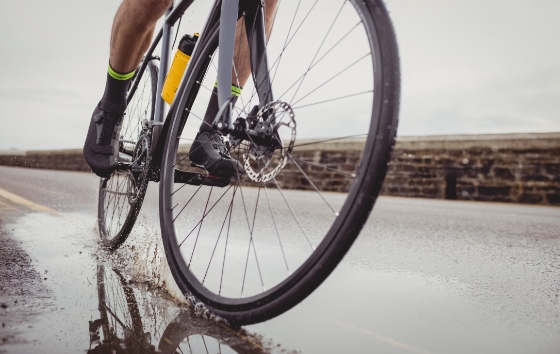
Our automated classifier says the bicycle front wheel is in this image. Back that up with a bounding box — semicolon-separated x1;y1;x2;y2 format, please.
159;0;399;325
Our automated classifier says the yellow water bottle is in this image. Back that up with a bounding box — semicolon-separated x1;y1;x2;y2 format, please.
162;33;199;104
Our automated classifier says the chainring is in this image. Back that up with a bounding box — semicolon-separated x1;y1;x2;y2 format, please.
126;132;151;204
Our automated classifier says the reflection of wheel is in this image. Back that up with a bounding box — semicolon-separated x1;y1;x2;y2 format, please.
158;311;266;354
96;265;145;344
159;0;400;324
91;265;157;353
98;60;158;250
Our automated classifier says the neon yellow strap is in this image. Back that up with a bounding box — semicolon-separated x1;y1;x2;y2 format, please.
214;80;243;97
108;65;135;81
231;85;242;97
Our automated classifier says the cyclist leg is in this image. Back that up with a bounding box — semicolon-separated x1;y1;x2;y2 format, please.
190;0;278;178
84;0;172;177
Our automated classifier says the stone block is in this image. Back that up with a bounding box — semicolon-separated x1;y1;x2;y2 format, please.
546;193;560;205
477;185;511;198
492;167;514;179
518;193;545;204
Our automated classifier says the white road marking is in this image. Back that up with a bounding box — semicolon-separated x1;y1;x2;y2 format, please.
0;187;60;216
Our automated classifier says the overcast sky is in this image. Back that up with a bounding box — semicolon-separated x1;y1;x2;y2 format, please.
0;0;559;150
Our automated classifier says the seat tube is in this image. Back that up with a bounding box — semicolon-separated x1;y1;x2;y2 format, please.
155;8;174;123
152;6;174;150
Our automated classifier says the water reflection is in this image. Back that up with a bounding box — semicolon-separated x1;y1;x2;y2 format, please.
88;265;283;354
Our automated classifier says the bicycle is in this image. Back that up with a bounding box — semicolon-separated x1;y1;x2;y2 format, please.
98;0;400;326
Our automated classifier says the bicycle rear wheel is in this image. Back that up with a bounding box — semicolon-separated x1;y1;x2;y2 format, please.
159;0;399;325
98;60;158;250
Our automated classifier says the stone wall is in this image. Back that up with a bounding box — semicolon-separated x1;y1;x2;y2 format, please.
384;133;560;205
1;132;559;205
0;149;89;172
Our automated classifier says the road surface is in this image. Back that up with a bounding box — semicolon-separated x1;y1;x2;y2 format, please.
0;166;559;353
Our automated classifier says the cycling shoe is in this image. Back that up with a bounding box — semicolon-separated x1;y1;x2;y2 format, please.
189;132;243;179
83;104;124;178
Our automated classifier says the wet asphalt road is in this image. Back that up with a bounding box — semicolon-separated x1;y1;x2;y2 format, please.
0;166;559;353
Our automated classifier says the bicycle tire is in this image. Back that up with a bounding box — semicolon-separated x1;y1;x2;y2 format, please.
159;0;399;325
98;60;158;250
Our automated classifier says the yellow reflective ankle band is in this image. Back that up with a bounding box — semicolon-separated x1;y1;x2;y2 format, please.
108;65;135;81
231;85;242;97
214;80;243;97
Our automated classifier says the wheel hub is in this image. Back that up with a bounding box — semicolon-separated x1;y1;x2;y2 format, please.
244;101;296;183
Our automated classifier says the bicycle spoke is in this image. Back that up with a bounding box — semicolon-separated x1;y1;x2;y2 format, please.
173;184;204;222
107;175;124;236
186;336;193;353
219;183;237;295
178;184;235;247
293;90;373;110
202;335;210;354
288;0;347;104
102;304;129;331
293;134;367;148
288;153;338;215
103;177;117;215
240;0;319;112
272;176;315;250
188;186;214;267
239;183;265;295
290;52;371;107
113;176;130;233
290;156;357;178
202;185;237;284
263;184;290;274
123;73;149;140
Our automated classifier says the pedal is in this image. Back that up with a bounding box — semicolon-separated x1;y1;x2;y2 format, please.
202;175;232;187
117;162;132;170
115;152;133;170
174;169;231;188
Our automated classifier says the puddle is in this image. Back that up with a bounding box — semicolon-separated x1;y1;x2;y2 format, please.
0;212;297;353
1;196;559;353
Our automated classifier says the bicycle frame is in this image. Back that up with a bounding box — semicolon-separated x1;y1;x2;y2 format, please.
126;0;274;169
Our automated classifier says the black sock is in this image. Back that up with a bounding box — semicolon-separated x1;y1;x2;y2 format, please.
100;63;135;113
199;83;242;133
200;87;219;133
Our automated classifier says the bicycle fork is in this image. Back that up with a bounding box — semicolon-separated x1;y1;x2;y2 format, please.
214;0;277;148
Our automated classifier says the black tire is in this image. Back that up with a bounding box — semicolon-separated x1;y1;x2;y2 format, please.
159;0;399;325
98;60;158;250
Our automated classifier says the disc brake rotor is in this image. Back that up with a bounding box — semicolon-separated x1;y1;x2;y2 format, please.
244;101;296;183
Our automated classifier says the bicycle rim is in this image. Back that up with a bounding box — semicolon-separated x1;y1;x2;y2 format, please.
160;0;399;324
98;60;158;250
